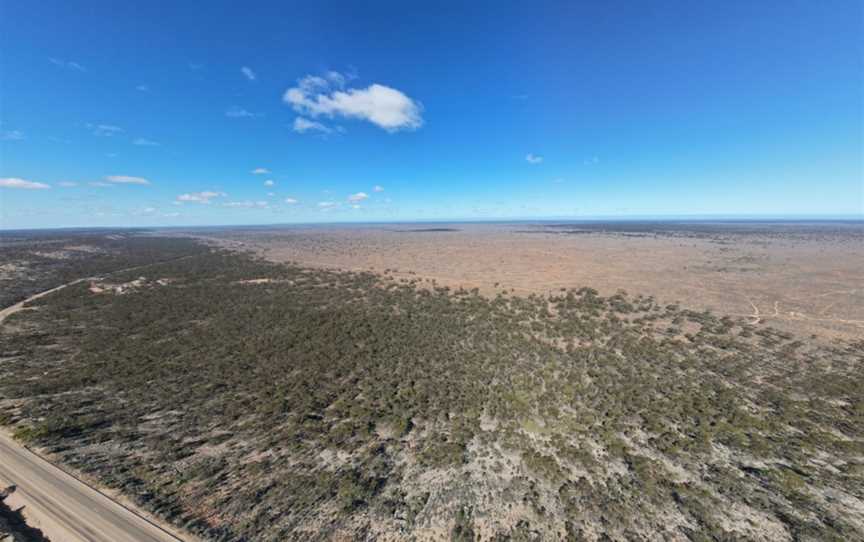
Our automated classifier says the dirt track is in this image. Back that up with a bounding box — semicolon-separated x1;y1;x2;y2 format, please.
0;279;87;325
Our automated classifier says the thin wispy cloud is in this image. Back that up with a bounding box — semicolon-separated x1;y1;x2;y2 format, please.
525;153;543;164
89;181;113;188
348;192;369;203
133;138;160;146
264;180;275;187
251;167;270;175
136;84;150;92
176;191;226;204
225;200;268;208
293;117;331;134
373;185;384;192
1;130;24;141
58;181;79;187
318;201;338;209
87;123;124;137
284;197;299;204
132;207;182;219
0;177;50;190
49;58;86;71
226;107;262;118
241;66;257;81
105;175;151;185
284;72;423;132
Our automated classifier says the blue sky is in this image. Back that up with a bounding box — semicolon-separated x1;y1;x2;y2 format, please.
1;0;862;228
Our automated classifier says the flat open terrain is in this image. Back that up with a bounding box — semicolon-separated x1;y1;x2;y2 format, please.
1;226;862;541
204;221;864;342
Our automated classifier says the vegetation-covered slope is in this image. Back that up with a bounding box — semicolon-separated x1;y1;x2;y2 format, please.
1;240;862;541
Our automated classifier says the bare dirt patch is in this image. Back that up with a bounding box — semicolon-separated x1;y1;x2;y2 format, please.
201;222;864;341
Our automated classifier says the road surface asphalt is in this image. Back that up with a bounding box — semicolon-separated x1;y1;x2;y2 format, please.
0;431;187;541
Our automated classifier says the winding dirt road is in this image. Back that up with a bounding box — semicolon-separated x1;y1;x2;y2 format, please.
0;278;88;325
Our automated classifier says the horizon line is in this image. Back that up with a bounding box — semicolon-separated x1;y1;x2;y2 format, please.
2;213;863;232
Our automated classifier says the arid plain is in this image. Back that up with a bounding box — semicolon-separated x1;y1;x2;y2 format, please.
2;224;863;540
203;221;864;342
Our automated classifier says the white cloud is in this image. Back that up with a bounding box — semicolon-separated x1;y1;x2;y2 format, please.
351;204;361;209
0;177;50;190
133;207;182;219
87;123;124;137
133;138;160;146
318;201;338;208
226;107;262;118
373;185;384;192
58;181;79;187
241;66;257;81
176;191;226;204
49;58;85;71
251;167;270;175
347;192;369;203
293;117;331;134
525;153;543;164
105;175;150;185
225;200;268;208
284;197;299;204
264;180;275;187
1;130;24;141
283;72;423;132
136;84;150;92
324;70;347;87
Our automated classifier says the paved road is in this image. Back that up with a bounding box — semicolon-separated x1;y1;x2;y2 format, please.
1;269;196;541
0;431;186;541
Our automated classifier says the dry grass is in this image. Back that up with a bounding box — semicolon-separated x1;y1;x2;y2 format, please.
200;222;864;341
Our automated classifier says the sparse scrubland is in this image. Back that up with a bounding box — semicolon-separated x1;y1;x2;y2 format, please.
1;234;862;541
0;231;208;308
